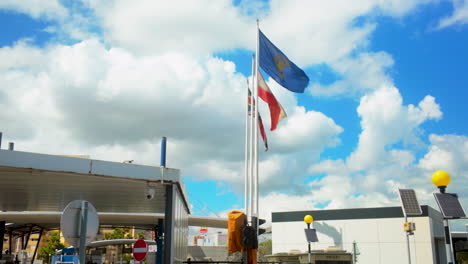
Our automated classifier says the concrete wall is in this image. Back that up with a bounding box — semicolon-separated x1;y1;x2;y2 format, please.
272;216;437;264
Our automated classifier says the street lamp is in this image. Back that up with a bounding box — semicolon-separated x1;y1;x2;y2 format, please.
432;170;454;264
304;215;314;264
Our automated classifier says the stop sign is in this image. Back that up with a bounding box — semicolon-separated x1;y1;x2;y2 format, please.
133;239;148;261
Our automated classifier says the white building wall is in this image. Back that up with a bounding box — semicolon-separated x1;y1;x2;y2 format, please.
272;216;436;264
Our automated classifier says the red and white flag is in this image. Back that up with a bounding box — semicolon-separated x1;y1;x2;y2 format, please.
257;70;287;131
248;89;268;151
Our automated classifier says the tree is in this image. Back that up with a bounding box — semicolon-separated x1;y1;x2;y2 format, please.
136;232;145;239
38;232;65;264
103;228;132;240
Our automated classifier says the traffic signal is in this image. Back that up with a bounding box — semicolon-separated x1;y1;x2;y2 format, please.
228;210;246;253
258;218;267;235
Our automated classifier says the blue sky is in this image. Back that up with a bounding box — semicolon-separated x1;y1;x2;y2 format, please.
0;0;467;230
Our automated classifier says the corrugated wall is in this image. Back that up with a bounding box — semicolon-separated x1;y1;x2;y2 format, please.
172;184;189;263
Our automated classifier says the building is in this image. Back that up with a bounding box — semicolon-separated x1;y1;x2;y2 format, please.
0;149;190;264
272;205;452;264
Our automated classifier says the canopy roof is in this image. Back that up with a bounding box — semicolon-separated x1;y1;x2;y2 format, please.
0;149;227;229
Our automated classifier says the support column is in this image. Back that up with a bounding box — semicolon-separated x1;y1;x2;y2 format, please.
23;226;33;250
9;230;12;253
444;219;454;264
20;233;24;251
155;219;163;264
163;185;174;264
31;228;43;264
0;221;5;259
79;201;89;264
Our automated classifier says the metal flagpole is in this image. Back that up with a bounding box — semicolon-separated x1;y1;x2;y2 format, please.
253;20;260;219
244;78;250;216
248;54;255;221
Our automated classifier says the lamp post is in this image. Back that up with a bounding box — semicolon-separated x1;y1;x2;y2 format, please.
304;215;314;264
432;170;454;264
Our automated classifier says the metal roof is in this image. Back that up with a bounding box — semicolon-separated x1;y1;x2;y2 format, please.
0;149;186;213
0;149;227;229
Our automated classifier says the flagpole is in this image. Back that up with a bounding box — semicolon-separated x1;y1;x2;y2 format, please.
244;78;250;216
253;19;260;219
249;54;255;221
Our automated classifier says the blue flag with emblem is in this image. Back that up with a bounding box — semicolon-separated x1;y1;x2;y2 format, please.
259;30;309;93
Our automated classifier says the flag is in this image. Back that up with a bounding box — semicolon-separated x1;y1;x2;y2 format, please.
257;70;287;131
248;89;268;151
259;30;309;93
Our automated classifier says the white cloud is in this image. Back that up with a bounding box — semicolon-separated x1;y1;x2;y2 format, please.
347;86;441;170
418;134;468;183
272;107;343;152
257;132;468;229
310;52;394;97
258;0;434;66
82;0;253;56
0;40;47;72
78;0;435;62
376;0;437;17
0;39;343;195
437;0;468;29
0;0;68;19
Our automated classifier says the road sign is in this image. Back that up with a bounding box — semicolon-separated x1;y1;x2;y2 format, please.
61;200;99;248
133;239;148;261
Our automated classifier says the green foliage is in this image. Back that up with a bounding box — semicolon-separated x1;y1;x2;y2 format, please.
104;228;133;240
258;239;272;259
136;232;145;239
38;232;65;263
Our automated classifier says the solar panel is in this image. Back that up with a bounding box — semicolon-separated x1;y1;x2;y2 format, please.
304;229;318;242
398;189;423;216
434;193;466;219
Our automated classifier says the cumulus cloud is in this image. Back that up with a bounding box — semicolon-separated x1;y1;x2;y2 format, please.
256;133;468;229
310;52;394;97
82;0;253;56
437;0;468;29
78;0;435;62
418;134;468;182
0;0;68;19
347;86;441;171
0;39;342;194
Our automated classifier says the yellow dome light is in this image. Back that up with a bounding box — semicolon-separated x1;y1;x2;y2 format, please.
432;170;451;193
304;215;314;225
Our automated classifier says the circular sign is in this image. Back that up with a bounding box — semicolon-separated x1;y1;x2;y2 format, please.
199;227;208;234
60;200;99;248
133;239;148;261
